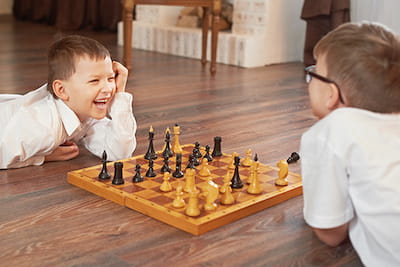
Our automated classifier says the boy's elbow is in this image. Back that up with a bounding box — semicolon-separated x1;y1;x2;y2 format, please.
313;223;349;247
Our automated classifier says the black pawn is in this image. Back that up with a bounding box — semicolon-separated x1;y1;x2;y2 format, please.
192;148;201;166
98;150;111;180
194;142;202;158
287;152;300;164
161;155;172;173
186;154;196;169
112;162;124;185
132;164;144;183
162;131;174;158
203;145;213;162
211;136;222;157
172;153;184;178
231;156;243;189
145;159;157;177
144;129;157;160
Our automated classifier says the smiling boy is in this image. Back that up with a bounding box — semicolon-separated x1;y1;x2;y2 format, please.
0;35;137;169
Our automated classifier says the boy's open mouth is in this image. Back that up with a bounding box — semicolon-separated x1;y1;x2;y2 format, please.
94;98;109;109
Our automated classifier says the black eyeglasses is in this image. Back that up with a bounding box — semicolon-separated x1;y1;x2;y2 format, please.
305;65;345;104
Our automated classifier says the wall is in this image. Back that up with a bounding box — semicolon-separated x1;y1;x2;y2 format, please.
351;0;400;34
0;0;12;14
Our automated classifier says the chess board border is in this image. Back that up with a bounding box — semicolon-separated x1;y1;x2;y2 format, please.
67;145;302;235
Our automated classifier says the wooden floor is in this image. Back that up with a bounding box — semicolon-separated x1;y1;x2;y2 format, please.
0;15;362;266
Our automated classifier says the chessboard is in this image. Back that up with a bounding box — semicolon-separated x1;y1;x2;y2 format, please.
67;144;302;235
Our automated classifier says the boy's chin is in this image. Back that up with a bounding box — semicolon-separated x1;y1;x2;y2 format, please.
91;112;108;120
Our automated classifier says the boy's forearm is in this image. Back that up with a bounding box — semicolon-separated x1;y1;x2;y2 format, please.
312;223;349;247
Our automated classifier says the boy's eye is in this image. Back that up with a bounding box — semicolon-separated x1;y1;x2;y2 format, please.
108;77;115;82
89;79;99;83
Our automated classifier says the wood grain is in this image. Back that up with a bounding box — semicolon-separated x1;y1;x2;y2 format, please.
0;15;362;266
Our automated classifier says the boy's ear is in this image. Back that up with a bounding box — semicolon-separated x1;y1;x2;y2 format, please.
326;83;341;109
52;80;69;101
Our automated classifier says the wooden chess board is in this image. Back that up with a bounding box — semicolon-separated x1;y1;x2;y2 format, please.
67;145;302;235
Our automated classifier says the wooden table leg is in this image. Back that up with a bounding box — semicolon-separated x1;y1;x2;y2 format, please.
210;0;221;74
122;0;134;70
201;7;210;66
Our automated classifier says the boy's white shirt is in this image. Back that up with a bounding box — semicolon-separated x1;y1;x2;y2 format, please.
0;84;137;169
300;107;400;267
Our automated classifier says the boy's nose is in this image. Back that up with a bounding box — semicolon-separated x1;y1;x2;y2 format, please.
101;82;115;93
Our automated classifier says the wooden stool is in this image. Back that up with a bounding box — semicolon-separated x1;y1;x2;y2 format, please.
121;0;221;74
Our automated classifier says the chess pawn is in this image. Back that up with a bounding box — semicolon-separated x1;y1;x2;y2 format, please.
172;183;185;208
198;158;211;177
220;171;235;204
228;152;239;170
201;177;219;211
172;123;183;154
145;159;157;177
160;172;173;192
194;142;202;158
203;144;213;162
220;183;235;205
185;190;201;217
242;149;253;167
247;161;262;194
183;168;197;193
275;159;289;186
132;164;144;183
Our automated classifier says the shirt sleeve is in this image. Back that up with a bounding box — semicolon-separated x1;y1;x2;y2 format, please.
300;129;354;229
80;92;137;161
0;109;55;169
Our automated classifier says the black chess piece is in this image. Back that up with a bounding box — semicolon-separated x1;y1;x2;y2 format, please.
161;155;172;173
254;153;258;162
112;162;124;185
162;131;174;158
132;164;144;183
144;128;158;160
192;148;201;166
186;154;196;169
203;145;213;162
98;150;111;180
231;156;243;189
287;152;300;164
194;142;202;158
211;136;222;157
145;159;157;177
172;153;184;178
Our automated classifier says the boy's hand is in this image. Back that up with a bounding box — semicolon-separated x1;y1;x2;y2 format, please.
44;141;79;162
112;61;128;93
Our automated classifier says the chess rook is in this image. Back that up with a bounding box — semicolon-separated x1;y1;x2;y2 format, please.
211;136;222;157
112;162;124;185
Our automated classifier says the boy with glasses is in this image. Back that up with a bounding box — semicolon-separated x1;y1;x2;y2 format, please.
301;22;400;266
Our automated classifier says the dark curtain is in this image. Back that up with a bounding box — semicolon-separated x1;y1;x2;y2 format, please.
301;0;350;66
13;0;122;32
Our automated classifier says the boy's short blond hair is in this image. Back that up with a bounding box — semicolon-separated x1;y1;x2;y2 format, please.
47;35;110;98
314;22;400;113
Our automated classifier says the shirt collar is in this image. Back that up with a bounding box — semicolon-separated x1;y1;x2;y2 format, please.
54;98;82;137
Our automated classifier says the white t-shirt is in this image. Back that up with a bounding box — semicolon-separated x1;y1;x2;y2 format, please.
0;84;137;169
300;107;400;267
